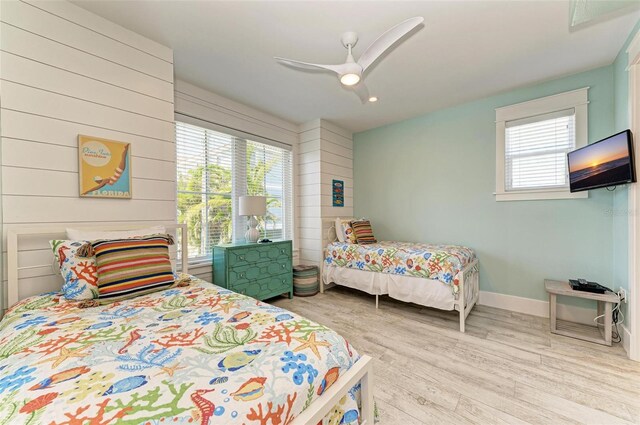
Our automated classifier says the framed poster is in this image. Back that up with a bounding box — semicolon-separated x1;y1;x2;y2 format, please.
78;135;132;198
332;179;344;207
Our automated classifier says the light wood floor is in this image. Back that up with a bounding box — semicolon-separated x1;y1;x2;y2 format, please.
272;286;640;425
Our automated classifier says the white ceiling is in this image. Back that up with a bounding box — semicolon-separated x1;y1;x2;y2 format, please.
73;1;639;133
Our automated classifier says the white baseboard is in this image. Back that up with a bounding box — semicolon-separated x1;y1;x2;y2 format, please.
621;324;631;355
478;291;597;326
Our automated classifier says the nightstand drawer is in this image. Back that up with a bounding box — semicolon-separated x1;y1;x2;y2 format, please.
227;258;292;285
227;244;292;269
233;273;292;299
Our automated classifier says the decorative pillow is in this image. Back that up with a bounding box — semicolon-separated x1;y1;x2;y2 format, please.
79;234;175;302
343;221;357;244
50;240;99;301
66;226;165;241
350;220;377;244
336;218;357;244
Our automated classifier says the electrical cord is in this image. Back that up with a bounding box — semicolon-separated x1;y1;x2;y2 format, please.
593;290;624;344
612;306;622;343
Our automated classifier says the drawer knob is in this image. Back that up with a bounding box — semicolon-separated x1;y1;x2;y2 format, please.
281;264;286;268
239;256;245;260
239;273;245;278
280;249;285;254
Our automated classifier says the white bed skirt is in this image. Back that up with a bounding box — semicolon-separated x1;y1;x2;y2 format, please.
323;265;473;311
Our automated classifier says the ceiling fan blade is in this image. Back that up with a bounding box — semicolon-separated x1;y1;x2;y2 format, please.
349;81;370;104
274;57;347;74
357;17;424;72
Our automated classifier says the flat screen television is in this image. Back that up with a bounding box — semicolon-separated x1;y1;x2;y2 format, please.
567;129;636;192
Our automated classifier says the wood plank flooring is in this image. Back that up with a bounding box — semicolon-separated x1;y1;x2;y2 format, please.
272;286;640;425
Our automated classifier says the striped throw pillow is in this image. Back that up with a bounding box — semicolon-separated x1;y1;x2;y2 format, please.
350;220;377;244
82;234;175;302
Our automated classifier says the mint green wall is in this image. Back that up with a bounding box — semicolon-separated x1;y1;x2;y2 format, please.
612;20;639;323
614;20;640;132
354;65;617;302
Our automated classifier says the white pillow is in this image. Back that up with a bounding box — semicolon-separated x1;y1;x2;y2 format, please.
66;225;166;241
335;218;345;242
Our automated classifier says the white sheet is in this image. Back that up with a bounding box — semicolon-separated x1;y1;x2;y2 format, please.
323;265;468;311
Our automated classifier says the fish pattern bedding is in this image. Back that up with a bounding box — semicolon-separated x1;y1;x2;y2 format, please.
325;241;476;295
0;275;361;425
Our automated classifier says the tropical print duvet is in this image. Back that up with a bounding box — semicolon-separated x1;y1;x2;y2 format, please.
0;276;361;425
325;241;476;295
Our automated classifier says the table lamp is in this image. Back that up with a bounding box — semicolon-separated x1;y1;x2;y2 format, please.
238;195;266;243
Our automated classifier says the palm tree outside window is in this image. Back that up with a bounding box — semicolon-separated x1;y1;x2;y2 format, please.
176;121;293;261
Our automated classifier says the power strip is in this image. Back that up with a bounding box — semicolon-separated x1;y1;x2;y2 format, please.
618;288;627;303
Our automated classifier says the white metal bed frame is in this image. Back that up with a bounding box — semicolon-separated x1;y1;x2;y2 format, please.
5;223;375;425
321;224;480;333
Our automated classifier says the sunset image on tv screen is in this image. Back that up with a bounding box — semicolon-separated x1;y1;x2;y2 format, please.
568;132;631;191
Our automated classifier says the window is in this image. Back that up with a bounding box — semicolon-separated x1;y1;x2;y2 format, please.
176;121;293;260
243;140;293;241
505;109;575;191
495;88;589;201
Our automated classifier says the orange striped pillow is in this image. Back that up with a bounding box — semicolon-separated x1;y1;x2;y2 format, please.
84;234;175;302
350;220;377;244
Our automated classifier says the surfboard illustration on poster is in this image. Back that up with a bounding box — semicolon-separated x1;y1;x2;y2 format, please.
78;135;132;199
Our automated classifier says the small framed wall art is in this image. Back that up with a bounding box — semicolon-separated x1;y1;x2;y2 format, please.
78;135;132;198
332;179;344;207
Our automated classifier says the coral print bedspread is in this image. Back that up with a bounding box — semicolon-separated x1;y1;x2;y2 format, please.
0;276;361;425
325;241;476;295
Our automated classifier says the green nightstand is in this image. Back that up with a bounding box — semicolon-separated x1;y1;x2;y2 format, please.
212;240;293;300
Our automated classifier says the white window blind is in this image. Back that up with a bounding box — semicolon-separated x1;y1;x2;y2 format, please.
176;121;293;260
240;140;293;241
177;123;234;258
505;108;575;191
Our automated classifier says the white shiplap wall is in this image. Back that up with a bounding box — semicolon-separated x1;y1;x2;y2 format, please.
0;0;175;309
297;119;353;266
174;79;300;282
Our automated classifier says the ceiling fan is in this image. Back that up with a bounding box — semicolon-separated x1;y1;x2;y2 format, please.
274;17;424;104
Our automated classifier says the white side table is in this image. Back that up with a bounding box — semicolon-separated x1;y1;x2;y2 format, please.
544;279;619;346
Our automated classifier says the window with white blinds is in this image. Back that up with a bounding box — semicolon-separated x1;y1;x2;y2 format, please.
495;87;588;201
505;109;575;191
176;121;293;260
243;140;293;241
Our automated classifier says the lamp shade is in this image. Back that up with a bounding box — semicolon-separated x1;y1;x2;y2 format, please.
238;195;266;216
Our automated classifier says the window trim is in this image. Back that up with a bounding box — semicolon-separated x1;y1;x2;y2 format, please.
176;113;294;151
495;87;589;201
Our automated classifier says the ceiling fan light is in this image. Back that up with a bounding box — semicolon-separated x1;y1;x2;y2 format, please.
340;73;360;86
368;96;378;102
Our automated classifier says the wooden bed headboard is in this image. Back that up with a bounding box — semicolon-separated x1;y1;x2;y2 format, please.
6;223;188;309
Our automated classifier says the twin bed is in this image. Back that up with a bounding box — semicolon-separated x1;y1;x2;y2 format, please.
1;224;373;425
321;224;480;332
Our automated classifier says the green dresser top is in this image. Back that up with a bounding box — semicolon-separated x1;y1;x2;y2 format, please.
214;240;291;250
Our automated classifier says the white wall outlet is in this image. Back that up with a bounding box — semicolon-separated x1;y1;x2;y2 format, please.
619;288;627;302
